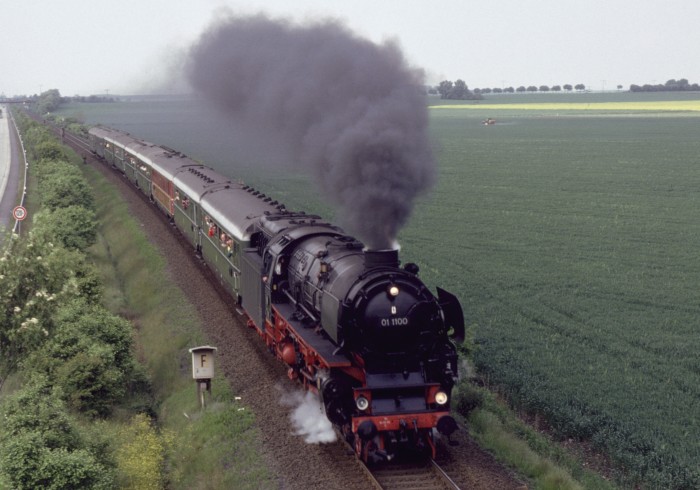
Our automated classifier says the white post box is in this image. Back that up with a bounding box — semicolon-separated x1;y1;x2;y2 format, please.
189;345;217;380
189;346;217;408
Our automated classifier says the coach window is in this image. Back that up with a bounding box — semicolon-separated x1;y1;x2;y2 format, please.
204;216;218;238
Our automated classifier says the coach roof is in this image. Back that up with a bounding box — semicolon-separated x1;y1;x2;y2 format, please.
201;185;279;242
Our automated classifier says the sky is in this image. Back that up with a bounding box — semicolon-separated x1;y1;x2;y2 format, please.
1;0;699;96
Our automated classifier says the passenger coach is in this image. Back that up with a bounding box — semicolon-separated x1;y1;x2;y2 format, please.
88;126;281;303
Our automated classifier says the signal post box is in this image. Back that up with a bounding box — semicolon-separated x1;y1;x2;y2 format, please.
189;345;217;408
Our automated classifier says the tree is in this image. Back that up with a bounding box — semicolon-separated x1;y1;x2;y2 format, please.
563;84;573;91
539;85;550;92
32;141;70;162
575;83;586;91
551;85;562;92
516;86;526;93
0;376;115;489
20;299;140;417
437;80;453;99
32;205;98;251
526;86;538;92
450;79;467;99
0;232;104;387
35;89;63;114
0;376;80;449
39;170;95;211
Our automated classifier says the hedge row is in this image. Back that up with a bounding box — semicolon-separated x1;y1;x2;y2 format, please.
0;114;162;489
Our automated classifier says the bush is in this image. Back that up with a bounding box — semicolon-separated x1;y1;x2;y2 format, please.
0;376;115;489
54;345;126;417
454;382;485;416
115;414;173;490
51;299;135;371
35;159;83;179
28;300;138;417
0;235;103;368
32;205;97;250
32;140;70;162
38;169;95;211
0;376;80;450
1;432;114;490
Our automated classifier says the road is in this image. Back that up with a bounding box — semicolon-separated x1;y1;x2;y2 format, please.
0;105;22;236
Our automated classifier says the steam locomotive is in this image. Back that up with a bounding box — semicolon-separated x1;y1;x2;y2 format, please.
88;125;464;462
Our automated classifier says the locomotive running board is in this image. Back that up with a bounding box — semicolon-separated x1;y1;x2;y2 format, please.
275;303;352;367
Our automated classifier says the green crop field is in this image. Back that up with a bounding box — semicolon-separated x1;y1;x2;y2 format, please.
399;103;700;488
56;93;700;487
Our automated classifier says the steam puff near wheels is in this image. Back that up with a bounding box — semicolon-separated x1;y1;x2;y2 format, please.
279;387;337;444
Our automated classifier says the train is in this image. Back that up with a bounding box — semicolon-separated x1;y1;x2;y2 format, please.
88;125;464;463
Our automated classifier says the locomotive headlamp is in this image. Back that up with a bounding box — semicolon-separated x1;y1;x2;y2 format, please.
355;395;370;411
388;285;400;297
435;391;449;406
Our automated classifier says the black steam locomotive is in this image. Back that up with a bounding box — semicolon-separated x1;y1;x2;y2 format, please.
89;125;464;462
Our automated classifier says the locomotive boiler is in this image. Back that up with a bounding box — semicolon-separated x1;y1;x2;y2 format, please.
88;125;465;462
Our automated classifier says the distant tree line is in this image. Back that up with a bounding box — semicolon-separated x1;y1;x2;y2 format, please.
476;83;587;94
629;78;699;92
71;94;117;103
30;89;116;114
433;80;483;100
430;77;700;97
431;81;588;99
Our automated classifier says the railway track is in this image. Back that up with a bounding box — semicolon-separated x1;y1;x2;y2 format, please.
59;128;92;154
339;430;463;490
368;459;461;489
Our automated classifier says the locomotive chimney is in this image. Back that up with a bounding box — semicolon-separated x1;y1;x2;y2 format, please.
364;249;400;269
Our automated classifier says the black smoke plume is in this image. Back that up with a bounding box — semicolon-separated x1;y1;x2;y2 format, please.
185;13;434;249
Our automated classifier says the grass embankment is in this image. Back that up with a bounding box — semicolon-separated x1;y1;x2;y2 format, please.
453;330;616;490
82;163;273;489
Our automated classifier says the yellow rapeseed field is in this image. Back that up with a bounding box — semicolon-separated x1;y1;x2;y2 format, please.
430;100;700;111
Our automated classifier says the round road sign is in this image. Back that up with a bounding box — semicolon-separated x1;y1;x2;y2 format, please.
12;206;27;221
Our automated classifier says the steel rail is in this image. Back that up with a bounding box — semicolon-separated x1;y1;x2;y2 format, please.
430;458;461;489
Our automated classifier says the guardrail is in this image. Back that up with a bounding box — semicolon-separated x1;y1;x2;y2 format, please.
7;108;28;234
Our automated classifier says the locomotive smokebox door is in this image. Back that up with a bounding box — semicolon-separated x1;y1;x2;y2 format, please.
189;345;218;380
